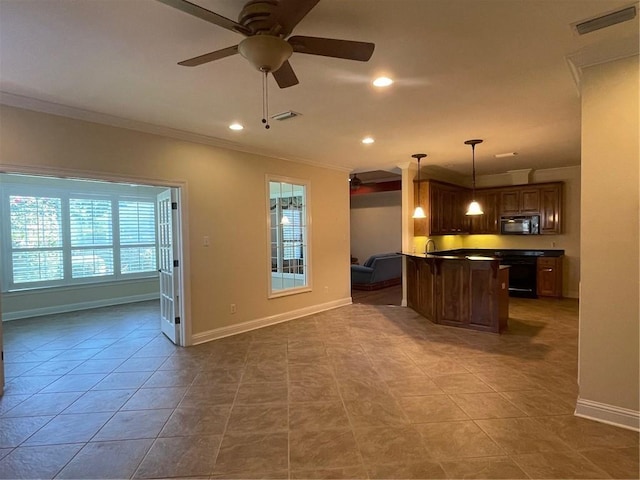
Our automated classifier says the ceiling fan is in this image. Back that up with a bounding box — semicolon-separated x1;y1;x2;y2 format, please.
157;0;376;89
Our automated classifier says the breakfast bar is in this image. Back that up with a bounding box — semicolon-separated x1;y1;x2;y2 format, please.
402;252;510;333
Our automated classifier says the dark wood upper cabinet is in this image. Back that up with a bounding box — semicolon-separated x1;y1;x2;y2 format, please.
430;181;470;235
414;180;562;236
500;187;540;215
470;190;500;234
539;183;562;234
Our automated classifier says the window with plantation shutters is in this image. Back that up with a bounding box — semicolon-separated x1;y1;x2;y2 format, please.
119;200;156;274
1;175;160;291
9;195;64;283
70;198;114;278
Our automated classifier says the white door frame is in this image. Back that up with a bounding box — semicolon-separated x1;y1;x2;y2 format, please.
0;164;192;350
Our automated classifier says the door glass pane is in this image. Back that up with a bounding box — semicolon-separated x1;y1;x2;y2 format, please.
268;179;309;296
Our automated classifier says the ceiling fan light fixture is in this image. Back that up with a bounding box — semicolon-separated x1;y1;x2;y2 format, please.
238;35;293;72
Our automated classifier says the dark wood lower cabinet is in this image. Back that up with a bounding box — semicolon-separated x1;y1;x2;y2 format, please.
405;255;509;333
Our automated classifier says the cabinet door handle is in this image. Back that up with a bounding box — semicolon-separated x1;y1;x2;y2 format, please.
542;268;553;272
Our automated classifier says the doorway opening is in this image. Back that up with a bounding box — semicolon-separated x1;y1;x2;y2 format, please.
0;171;189;393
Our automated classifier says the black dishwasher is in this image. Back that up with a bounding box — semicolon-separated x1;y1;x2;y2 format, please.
497;253;539;298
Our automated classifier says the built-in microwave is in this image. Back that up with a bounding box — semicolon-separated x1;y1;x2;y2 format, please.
500;215;540;235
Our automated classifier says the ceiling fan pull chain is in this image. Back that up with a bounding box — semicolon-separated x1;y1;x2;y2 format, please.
262;71;270;130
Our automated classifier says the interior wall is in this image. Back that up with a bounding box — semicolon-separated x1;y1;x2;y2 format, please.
577;55;639;428
0;105;352;341
350;191;401;262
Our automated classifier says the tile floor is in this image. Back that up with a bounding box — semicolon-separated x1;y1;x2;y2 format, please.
0;297;638;479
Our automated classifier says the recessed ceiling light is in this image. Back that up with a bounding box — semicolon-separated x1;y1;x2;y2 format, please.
229;123;244;131
373;76;393;87
362;137;375;144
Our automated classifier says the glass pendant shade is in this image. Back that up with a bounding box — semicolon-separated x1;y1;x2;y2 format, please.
411;153;428;220
280;215;290;225
464;139;484;217
466;200;484;216
413;206;426;219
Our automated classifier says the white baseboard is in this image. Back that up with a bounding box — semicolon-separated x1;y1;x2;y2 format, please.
1;293;158;321
575;397;640;431
191;297;353;345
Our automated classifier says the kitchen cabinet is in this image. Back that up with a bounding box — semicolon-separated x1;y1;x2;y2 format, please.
413;180;430;236
405;253;509;333
539;183;562;234
430;181;470;235
470;190;500;234
500;187;540;215
413;180;470;236
537;256;563;297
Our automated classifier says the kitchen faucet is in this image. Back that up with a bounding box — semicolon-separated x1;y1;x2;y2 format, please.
425;239;437;253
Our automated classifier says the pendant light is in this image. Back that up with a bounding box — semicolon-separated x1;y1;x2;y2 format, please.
464;139;484;216
412;153;427;219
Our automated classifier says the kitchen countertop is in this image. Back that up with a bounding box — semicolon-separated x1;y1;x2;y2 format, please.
418;248;565;258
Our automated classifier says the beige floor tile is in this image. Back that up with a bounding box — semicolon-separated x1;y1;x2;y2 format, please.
431;373;494;394
415;420;505;459
121;386;187;410
134;435;221;478
344;397;410;428
160;405;231;437
355;425;431;466
4;295;638;480
179;383;238;407
449;392;526;419
290;465;367;479
57;439;153;479
385;375;445;397
289;401;351;431
439;456;528;479
366;460;447;479
213;432;288;476
235;381;288;405
512;450;611;479
579;446;640;479
399;395;469;423
226;404;288;434
475;417;574;454
0;444;83;480
534;414;640;450
289;428;362;471
499;389;575;416
23;412;112;445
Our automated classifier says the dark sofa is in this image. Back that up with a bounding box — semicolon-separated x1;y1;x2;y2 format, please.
351;253;402;290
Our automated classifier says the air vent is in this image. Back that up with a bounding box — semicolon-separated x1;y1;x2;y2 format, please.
574;5;637;35
271;111;301;121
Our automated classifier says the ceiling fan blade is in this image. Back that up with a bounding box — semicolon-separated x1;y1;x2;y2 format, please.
288;36;375;61
156;0;250;35
177;45;239;66
272;60;299;88
269;0;320;35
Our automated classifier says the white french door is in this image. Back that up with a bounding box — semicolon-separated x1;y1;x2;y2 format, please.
157;189;181;345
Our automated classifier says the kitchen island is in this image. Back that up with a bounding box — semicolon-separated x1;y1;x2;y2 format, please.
403;252;510;333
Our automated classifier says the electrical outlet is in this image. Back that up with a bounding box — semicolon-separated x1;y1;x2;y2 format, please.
203;236;210;247
230;303;237;314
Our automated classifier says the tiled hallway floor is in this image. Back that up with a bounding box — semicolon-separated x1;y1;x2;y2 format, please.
0;298;638;479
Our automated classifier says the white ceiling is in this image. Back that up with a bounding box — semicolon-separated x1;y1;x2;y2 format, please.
1;0;638;176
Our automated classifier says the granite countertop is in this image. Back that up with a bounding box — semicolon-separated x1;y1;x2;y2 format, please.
400;249;565;261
